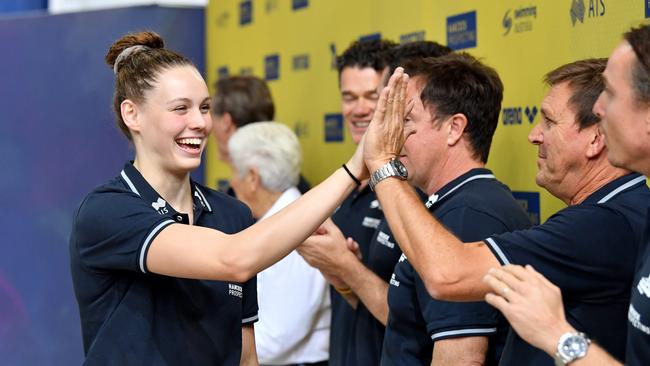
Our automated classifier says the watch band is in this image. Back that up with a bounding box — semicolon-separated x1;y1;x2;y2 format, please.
369;159;407;190
554;332;590;366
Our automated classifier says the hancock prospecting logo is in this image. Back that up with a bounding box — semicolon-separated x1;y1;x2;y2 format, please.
503;6;537;36
570;0;605;26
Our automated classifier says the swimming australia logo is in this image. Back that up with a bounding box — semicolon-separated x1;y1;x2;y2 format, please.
151;197;168;214
228;283;243;298
376;231;395;249
502;106;538;125
638;274;650;298
570;0;605;26
503;6;537;36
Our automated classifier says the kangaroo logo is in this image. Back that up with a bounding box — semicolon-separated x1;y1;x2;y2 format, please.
152;197;168;214
570;0;585;26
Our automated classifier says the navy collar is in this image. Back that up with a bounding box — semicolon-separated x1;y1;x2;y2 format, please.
120;162;213;218
582;173;647;205
425;168;495;209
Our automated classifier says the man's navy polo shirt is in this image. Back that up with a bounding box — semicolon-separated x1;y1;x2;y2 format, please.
484;173;649;365
381;168;531;366
625;211;650;365
69;162;258;365
329;185;383;366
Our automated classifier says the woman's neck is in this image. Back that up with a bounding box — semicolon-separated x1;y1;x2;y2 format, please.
133;157;194;214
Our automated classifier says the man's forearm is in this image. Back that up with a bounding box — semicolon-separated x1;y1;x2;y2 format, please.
339;258;389;325
373;178;495;300
431;336;488;366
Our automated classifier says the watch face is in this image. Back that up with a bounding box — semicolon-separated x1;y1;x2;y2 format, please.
392;160;408;178
560;335;589;358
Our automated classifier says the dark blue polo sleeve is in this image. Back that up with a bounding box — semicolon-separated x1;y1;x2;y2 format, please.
73;188;175;273
484;204;637;296
419;206;509;341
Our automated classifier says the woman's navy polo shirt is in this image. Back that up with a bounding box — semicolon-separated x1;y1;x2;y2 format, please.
69;162;258;365
484;174;650;365
381;168;532;366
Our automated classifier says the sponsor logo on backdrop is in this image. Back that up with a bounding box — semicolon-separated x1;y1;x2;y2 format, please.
502;106;538;125
570;0;605;26
292;54;310;71
216;11;230;28
324;113;344;142
330;43;337;70
359;33;382;42
293;0;308;10
447;11;477;50
503;6;537;36
400;31;426;43
512;191;540;225
240;0;252;26
646;0;650;17
217;66;229;80
239;67;254;76
265;54;280;81
265;0;278;14
294;120;309;138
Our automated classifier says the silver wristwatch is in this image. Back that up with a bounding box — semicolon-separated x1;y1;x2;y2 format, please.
554;332;590;366
369;159;408;190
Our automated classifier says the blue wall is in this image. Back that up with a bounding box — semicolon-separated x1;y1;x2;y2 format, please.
0;6;205;364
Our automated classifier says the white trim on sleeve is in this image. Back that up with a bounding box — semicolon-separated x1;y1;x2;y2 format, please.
485;237;511;265
431;327;497;341
139;219;175;273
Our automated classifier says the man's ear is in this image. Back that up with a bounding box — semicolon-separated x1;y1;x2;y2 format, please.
247;167;261;192
447;113;468;146
121;99;140;133
586;124;606;159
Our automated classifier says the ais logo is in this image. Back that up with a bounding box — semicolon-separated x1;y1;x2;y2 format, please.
646;0;650;18
502;6;537;36
570;0;605;26
447;11;477;50
502;106;538;125
240;0;252;26
324;113;343;142
265;54;280;81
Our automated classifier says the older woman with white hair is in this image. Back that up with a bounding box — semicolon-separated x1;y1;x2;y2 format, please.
229;121;330;366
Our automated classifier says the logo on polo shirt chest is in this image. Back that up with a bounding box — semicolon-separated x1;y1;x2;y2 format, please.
389;273;400;287
638;274;650;298
376;231;395;249
228;283;243;298
151;197;168;214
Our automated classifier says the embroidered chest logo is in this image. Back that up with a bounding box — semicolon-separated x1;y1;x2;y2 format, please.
151;197;168;214
390;273;400;287
228;284;243;298
638;274;650;298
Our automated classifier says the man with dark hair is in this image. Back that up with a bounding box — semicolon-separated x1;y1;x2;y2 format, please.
362;55;650;366
211;75;310;194
211;76;275;164
297;38;396;366
376;53;531;366
482;25;650;366
387;41;452;75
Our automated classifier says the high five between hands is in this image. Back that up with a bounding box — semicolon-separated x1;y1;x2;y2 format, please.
346;67;414;180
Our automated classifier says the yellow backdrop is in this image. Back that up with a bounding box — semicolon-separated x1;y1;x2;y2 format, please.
206;0;647;223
